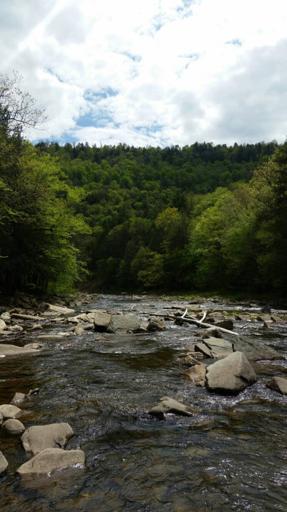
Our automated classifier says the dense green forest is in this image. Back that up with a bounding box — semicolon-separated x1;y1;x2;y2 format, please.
1;76;287;296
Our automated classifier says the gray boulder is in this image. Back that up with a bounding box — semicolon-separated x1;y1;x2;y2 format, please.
0;404;22;419
0;451;8;474
149;397;194;419
206;351;257;392
267;376;287;395
108;313;141;333
17;448;85;476
2;419;25;435
21;423;74;455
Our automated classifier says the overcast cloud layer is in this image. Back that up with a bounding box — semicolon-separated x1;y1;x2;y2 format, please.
1;0;287;146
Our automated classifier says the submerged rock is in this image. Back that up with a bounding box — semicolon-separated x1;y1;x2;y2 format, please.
215;319;234;331
184;364;206;386
21;423;74;455
149;397;194;419
267;376;287;395
206;351;257;392
2;418;25;435
0;404;22;419
17;448;85;476
0;451;8;474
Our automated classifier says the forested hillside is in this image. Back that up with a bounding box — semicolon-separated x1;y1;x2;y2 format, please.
36;140;285;294
1;76;286;296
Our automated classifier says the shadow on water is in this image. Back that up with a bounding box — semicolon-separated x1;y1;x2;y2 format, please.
1;294;287;511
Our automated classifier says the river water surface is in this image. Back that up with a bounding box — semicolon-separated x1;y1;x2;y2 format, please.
0;294;287;511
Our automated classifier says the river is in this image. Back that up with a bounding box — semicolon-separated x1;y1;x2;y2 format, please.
0;294;287;511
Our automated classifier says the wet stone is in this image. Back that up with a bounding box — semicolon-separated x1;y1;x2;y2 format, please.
17;448;85;476
2;418;25;435
21;422;74;455
267;376;287;395
149;396;194;419
0;404;22;419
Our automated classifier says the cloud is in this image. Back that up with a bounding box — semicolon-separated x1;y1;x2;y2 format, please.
1;0;287;146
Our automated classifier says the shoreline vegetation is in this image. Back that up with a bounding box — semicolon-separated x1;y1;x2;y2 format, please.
1;75;287;300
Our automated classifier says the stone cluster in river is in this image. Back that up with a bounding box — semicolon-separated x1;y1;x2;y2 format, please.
1;296;287;462
0;388;85;477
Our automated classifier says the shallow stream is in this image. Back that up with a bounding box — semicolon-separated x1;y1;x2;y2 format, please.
0;294;287;511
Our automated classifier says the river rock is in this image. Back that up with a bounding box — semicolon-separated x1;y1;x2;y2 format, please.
206;351;257;392
2;418;25;434
0;343;41;357
17;448;85;476
267;376;287;395
194;342;213;358
8;324;23;333
108;313;141;333
147;318;165;332
21;423;74;455
1;312;11;322
215;319;234;331
11;392;26;405
184;364;206;386
92;311;112;332
204;337;234;359
46;304;75;316
0;412;3;425
0;451;8;474
74;324;85;335
0;404;22;419
149;397;193;419
0;319;6;332
232;335;279;361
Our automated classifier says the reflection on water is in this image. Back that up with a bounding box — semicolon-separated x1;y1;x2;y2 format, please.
0;294;287;511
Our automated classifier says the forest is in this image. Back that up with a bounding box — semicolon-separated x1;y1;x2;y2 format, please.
1;76;287;297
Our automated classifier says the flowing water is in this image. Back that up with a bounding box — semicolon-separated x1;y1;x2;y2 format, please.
0;294;287;511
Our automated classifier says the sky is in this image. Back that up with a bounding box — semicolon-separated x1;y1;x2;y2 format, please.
1;0;287;147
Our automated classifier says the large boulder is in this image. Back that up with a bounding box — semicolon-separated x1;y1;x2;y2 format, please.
0;451;8;474
11;392;26;406
108;314;141;333
21;423;74;456
206;351;256;392
0;404;22;419
267;376;287;395
149;397;194;419
0;343;41;357
2;419;25;435
17;448;85;476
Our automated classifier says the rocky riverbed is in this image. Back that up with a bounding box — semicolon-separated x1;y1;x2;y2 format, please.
0;294;287;511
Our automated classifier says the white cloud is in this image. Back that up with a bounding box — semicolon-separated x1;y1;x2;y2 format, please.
1;0;287;146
